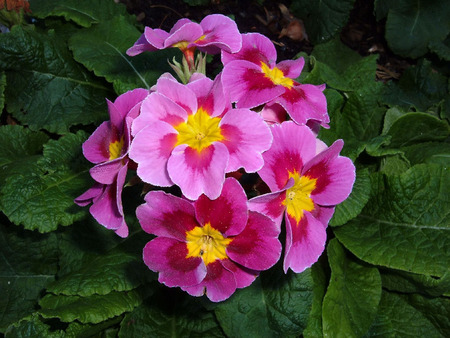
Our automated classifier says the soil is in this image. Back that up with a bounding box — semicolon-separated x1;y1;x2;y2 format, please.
119;0;411;81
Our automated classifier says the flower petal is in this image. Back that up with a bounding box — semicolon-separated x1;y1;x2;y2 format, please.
82;121;111;164
89;158;126;185
227;211;282;271
283;211;327;273
303;139;356;205
258;121;316;191
164;22;203;48
168;142;228;200
143;237;206;288
221;259;258;289
126;26;167;56
194;177;248;237
156;77;198;115
220;108;272;173
129;122;177;187
277;58;305;79
248;189;289;229
137;190;198;241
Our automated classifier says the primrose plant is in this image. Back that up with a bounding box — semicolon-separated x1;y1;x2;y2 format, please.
75;14;356;302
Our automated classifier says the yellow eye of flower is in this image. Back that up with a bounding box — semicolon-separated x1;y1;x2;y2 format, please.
174;108;224;152
186;223;232;265
109;136;124;160
260;62;294;88
283;171;316;223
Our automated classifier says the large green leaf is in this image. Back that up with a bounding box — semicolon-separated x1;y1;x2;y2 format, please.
322;239;381;337
215;266;314;337
330;169;371;227
69;16;178;94
290;0;355;44
47;232;154;296
39;289;145;324
385;0;450;58
119;290;224;337
0;26;110;134
402;142;450;166
0;125;49;185
29;0;132;27
0;131;92;232
335;164;450;277
0;72;5;112
366;291;444;337
0;223;58;332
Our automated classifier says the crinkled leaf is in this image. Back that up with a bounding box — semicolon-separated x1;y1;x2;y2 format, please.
290;0;355;44
402;142;450;166
330;169;371;226
383;59;448;112
0;125;49;185
0;26;110;134
69;16;177;94
119;290;224;338
429;37;450;61
385;0;450;58
5;313;120;338
39;289;145;324
365;291;443;337
379;154;411;175
384;112;450;148
215;266;313;337
48;232;154;296
0;131;92;232
0;223;58;332
335;164;450;277
322;239;381;338
29;0;132;27
381;269;450;297
303;262;328;337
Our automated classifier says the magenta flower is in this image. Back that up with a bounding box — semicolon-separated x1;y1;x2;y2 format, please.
249;121;355;273
75;88;149;237
129;74;272;200
127;14;241;69
221;33;329;127
137;177;282;302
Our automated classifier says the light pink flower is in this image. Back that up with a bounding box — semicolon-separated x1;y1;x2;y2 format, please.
137;177;282;302
126;14;242;64
221;33;329;127
129;74;272;200
249;121;355;273
75;88;149;237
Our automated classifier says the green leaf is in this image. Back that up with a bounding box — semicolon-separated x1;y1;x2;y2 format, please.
402;142;450;166
215;266;314;337
384;112;450;148
69;16;178;94
47;232;154;296
366;291;443;337
5;313;121;338
0;223;58;332
385;0;450;58
29;0;131;27
290;0;355;44
0;26;110;134
381;269;450;297
119;290;225;337
379;154;411;175
303;262;328;337
334;164;450;277
0;72;5;112
429;36;450;61
0;125;49;185
322;239;381;337
0;131;92;232
330;169;371;227
383;59;448;112
39;289;145;324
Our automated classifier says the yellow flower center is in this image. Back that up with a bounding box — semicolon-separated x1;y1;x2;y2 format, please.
186;223;232;265
172;41;189;50
283;171;317;223
174;108;224;152
261;62;294;88
109;136;124;160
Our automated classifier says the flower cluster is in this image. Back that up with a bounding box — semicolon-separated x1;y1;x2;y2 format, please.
76;14;355;302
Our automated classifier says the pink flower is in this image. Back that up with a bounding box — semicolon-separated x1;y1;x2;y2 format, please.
75;88;149;237
221;33;329;127
137;177;282;302
127;14;242;69
129;74;272;200
249;121;355;273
